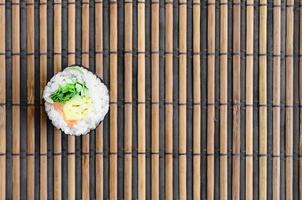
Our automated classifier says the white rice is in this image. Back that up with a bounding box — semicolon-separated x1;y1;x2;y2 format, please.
43;66;109;136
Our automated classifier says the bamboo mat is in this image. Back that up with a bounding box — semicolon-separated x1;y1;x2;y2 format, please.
0;0;302;199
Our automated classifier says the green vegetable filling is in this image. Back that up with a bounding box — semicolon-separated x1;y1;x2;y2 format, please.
50;81;89;103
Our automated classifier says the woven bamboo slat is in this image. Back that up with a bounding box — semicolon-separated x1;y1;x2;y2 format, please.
137;0;146;199
165;1;173;199
232;1;240;199
39;1;47;199
273;1;281;199
259;1;267;199
0;1;5;199
109;0;118;199
245;1;254;200
193;0;201;199
179;0;187;199
95;0;104;199
285;0;294;199
26;1;35;199
67;1;76;199
220;1;227;199
12;1;20;199
151;1;159;199
207;1;215;199
124;0;132;198
81;1;90;199
53;1;62;199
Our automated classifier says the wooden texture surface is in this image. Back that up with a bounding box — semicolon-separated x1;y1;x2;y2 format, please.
207;1;215;199
39;1;47;199
273;1;281;200
193;0;200;199
245;1;254;200
53;1;62;199
67;1;76;199
165;1;173;199
0;1;301;199
12;1;20;199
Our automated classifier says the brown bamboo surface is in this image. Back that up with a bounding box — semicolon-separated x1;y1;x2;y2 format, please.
53;1;62;199
232;1;240;199
165;1;173;199
137;0;146;199
12;1;20;199
286;1;294;199
109;0;118;199
67;1;76;200
207;1;215;199
95;0;104;199
178;0;186;199
219;0;227;198
193;0;200;199
26;1;35;199
0;1;301;199
246;1;254;200
39;1;47;199
259;1;267;199
81;1;90;199
124;0;132;199
273;1;281;200
151;0;159;199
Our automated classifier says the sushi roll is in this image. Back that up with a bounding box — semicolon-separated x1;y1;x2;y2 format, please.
43;65;109;136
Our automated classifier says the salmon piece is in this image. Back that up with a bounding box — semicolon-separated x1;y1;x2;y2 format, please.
53;102;79;128
53;102;64;115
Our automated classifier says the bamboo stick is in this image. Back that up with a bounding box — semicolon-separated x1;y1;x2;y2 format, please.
81;1;90;199
0;1;5;199
193;0;201;199
232;1;240;199
259;1;267;199
273;1;281;200
95;0;104;199
39;1;48;199
219;0;227;199
165;1;173;199
151;0;160;197
285;1;294;199
53;1;62;199
12;1;20;198
137;1;146;199
207;1;215;199
26;109;35;198
124;0;133;199
300;0;302;198
109;0;118;198
26;1;35;199
178;0;187;199
245;1;254;200
67;1;76;199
